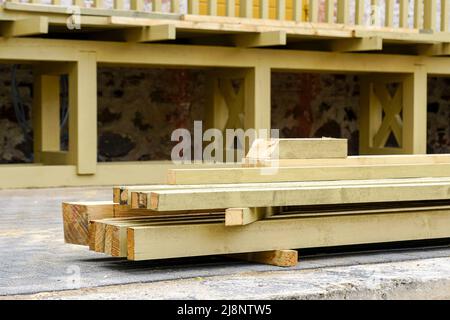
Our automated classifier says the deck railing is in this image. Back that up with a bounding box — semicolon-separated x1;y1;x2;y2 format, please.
2;0;449;32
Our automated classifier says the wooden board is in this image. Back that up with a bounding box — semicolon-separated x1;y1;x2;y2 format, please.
168;163;450;185
246;138;348;160
242;154;450;167
227;249;298;267
147;177;450;211
62;201;114;246
128;207;450;260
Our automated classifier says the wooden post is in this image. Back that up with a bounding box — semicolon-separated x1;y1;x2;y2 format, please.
442;0;449;32
33;74;61;163
208;0;217;16
240;0;253;18
308;0;318;22
170;0;180;13
337;0;349;24
385;0;395;27
277;0;285;20
399;0;409;28
402;67;427;154
293;0;303;22
68;52;97;175
423;0;437;31
355;0;365;25
226;0;235;17
414;0;423;29
244;66;271;136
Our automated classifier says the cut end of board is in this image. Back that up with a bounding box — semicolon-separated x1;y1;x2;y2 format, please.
150;193;159;210
225;208;246;226
127;228;135;261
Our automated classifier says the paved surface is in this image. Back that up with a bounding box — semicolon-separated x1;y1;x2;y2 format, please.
1;187;450;299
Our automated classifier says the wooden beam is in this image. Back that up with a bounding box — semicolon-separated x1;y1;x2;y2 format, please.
225;207;273;226
40;151;68;165
329;37;383;52
121;25;176;42
0;17;48;37
167;163;450;185
420;43;450;56
32;73;61;163
62;201;114;246
148;178;450;211
228;249;298;267
233;31;286;48
68;52;97;175
246;138;347;161
243;154;450;168
128;207;450;260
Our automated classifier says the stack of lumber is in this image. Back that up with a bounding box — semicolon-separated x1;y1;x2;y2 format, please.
63;138;450;267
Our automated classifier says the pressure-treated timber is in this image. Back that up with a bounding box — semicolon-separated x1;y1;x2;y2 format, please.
127;207;450;260
225;207;272;226
242;154;450;168
329;37;383;52
0;16;48;37
62;201;114;245
233;30;286;47
93;213;224;257
148;177;450;211
228;249;298;267
96;24;176;42
245;138;348;160
167;163;450;185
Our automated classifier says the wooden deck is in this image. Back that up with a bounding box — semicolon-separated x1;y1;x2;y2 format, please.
0;1;449;188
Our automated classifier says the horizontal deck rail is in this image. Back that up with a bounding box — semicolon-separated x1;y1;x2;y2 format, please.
1;0;449;32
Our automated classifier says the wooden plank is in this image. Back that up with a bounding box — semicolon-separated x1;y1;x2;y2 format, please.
128;207;450;260
228;249;298;267
0;16;48;37
98;214;224;257
167;163;450;185
246;138;348;160
329;37;383;52
225;207;272;226
233;30;286;47
243;154;450;167
62;201;114;246
148;177;450;211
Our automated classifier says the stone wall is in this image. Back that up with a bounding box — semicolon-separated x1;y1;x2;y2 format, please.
0;65;449;163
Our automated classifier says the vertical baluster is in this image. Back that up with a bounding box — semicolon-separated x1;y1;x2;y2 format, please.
31;0;41;4
74;0;85;7
355;0;365;25
325;0;334;23
260;0;269;19
53;0;62;5
423;0;436;31
226;0;235;17
188;0;199;14
171;0;180;13
208;0;217;16
414;0;423;29
292;0;303;22
308;0;318;22
153;0;162;12
399;0;409;28
114;0;125;10
277;0;285;20
240;0;253;18
370;0;380;26
94;0;104;9
385;0;394;27
337;0;349;24
442;0;450;32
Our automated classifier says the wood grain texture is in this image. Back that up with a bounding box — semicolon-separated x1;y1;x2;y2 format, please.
228;249;298;267
62;201;114;246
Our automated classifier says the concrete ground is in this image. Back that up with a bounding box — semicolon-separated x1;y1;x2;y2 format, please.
0;187;450;300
